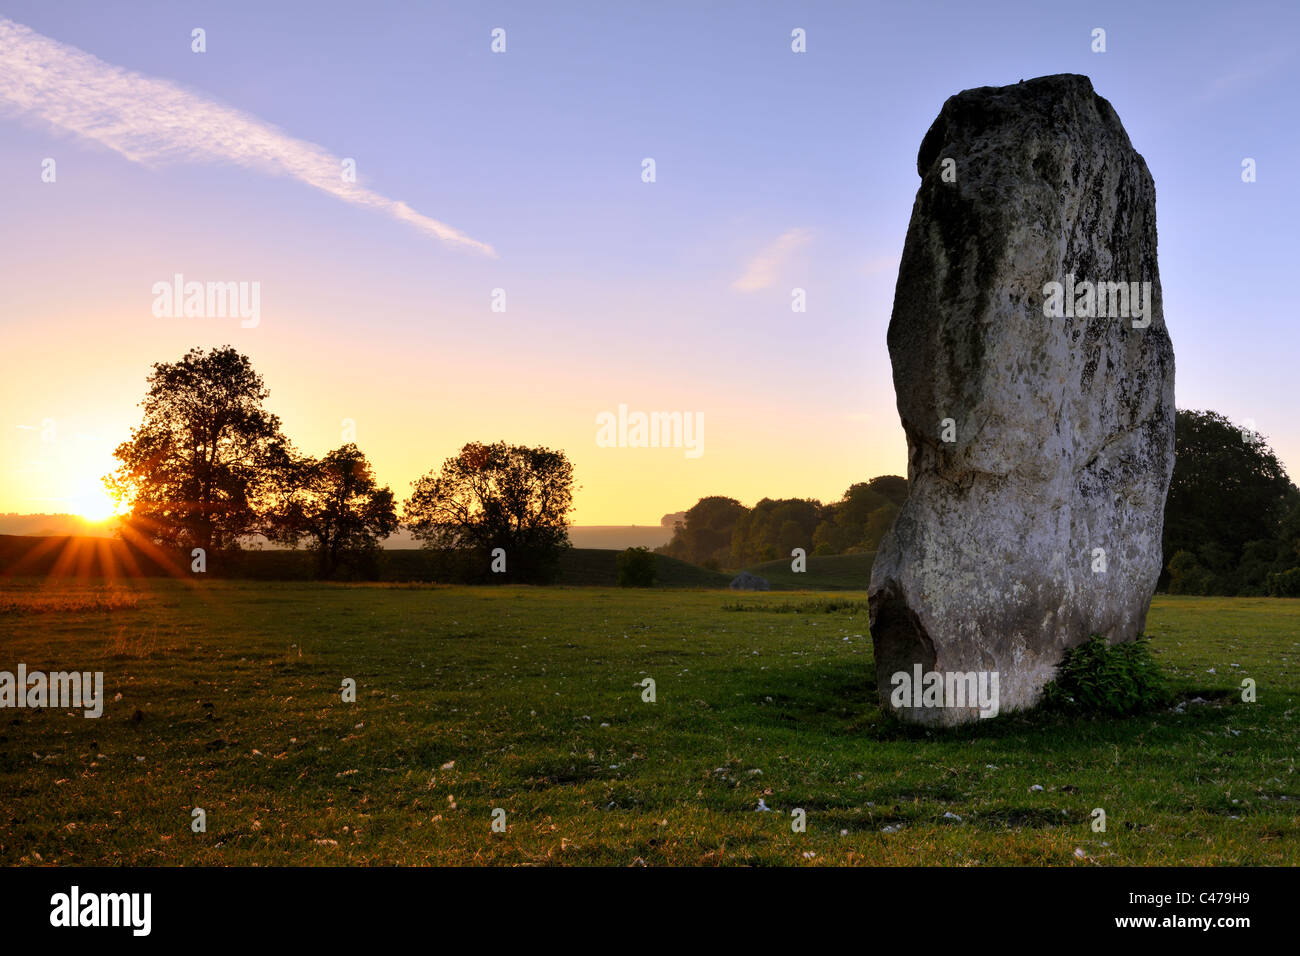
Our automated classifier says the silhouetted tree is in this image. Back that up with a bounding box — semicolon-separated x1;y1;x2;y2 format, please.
812;477;908;554
729;498;823;566
270;444;398;578
403;442;574;583
106;346;290;552
1162;410;1296;593
657;496;748;568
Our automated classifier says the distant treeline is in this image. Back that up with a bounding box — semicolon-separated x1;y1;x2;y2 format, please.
657;476;907;571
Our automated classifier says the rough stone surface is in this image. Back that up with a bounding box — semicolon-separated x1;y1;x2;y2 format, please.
729;572;770;591
868;74;1176;726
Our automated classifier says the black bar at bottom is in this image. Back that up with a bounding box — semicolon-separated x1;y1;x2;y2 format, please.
0;865;1286;941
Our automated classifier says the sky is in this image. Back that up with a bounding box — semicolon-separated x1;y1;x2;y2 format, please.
1;0;1297;526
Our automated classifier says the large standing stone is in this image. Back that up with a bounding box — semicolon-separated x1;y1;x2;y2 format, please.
868;74;1175;725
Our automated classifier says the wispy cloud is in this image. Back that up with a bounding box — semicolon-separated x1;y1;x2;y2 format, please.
0;17;496;256
731;228;811;292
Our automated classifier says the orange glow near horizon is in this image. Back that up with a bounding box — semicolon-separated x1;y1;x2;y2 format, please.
0;301;911;526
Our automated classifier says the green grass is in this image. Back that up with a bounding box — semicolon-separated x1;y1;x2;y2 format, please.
0;581;1296;866
744;552;876;590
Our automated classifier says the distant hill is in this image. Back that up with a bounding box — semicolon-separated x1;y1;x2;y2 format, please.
0;535;727;587
557;549;729;588
1;529;870;591
564;526;674;550
0;534;179;577
333;526;673;550
0;516;671;553
0;513;117;538
743;552;875;591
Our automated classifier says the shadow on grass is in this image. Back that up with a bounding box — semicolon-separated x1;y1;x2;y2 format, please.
724;660;1250;750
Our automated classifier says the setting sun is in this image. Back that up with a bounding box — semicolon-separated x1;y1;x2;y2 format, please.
67;481;117;523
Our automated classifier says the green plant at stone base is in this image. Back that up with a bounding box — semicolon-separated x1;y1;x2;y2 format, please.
1041;635;1172;715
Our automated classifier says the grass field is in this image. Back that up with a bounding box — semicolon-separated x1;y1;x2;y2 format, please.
0;579;1296;866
